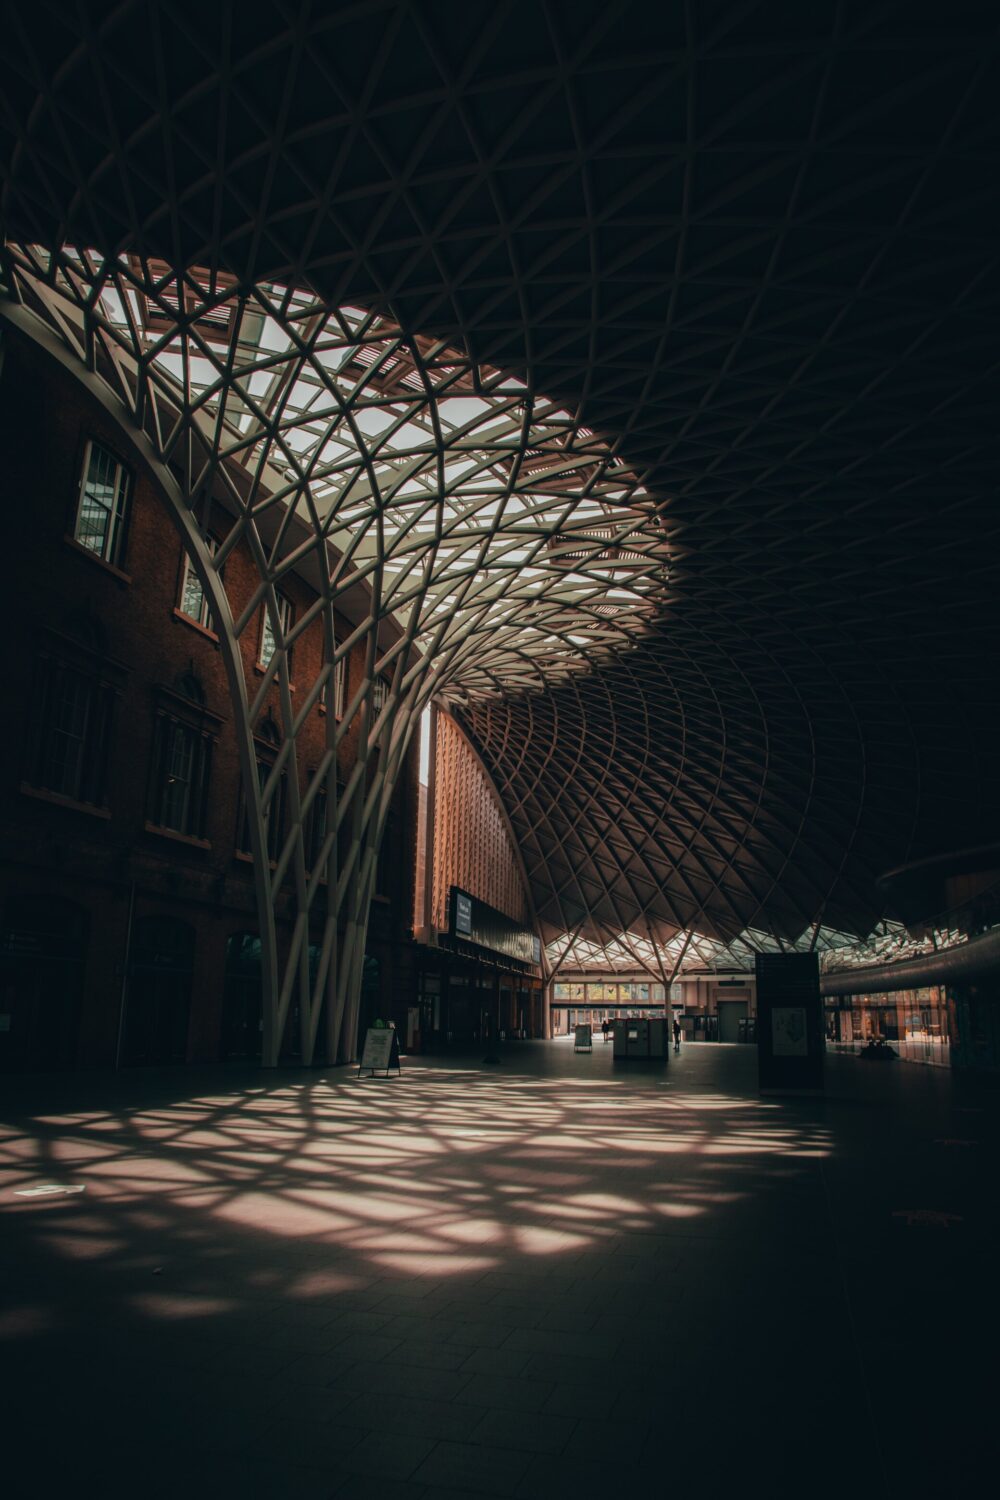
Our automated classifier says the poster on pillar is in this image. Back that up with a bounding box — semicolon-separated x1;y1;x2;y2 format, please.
754;952;824;1093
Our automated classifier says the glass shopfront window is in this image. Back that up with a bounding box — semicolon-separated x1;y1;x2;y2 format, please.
825;985;951;1067
552;976;670;1034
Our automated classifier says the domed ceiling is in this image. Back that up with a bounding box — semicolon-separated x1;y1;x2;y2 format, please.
3;0;1000;958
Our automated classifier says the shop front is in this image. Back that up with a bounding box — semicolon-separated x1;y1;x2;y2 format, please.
825;984;953;1066
551;978;667;1035
411;946;543;1052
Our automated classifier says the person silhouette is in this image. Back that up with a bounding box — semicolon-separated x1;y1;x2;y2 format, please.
673;1018;681;1053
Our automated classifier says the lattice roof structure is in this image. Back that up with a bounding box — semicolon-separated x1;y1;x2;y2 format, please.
3;1;1000;997
9;244;669;695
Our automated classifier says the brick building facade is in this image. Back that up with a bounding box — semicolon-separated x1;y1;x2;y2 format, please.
410;709;544;1050
0;332;419;1070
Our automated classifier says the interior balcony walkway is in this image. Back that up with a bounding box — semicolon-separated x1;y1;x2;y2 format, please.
2;1040;996;1498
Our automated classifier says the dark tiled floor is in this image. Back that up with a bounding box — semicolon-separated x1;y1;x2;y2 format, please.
1;1041;997;1498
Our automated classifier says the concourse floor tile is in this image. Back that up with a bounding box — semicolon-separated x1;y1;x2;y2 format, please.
412;1439;532;1495
2;1043;998;1497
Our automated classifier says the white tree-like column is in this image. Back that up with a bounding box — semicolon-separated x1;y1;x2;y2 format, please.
1;243;671;1064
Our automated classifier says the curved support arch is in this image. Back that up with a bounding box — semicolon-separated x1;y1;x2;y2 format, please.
3;290;434;1063
0;242;670;1065
0;299;286;1054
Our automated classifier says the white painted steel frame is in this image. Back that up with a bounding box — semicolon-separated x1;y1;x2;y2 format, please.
1;243;671;1063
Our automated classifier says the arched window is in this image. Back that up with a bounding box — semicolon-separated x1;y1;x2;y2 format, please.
258;714;281;746
175;670;205;705
60;609;108;655
147;676;220;840
24;621;122;810
237;718;286;861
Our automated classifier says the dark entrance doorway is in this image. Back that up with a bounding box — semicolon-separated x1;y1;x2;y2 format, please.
717;999;748;1044
122;916;194;1065
222;932;262;1060
0;895;88;1070
278;943;325;1062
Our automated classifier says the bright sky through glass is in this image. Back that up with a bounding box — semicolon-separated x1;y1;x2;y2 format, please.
65;253;674;702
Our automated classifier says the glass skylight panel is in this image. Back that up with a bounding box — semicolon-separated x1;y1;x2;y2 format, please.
18;242;672;700
246;370;274;399
258;315;291;354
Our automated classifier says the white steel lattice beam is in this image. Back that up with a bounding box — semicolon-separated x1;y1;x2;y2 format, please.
1;241;671;1062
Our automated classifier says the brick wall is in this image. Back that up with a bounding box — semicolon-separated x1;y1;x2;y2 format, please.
431;710;529;933
0;333;417;1067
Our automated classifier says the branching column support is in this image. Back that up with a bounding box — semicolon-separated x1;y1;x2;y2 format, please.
2;241;672;1069
0;295;284;1058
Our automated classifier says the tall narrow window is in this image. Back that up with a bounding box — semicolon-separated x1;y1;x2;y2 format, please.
75;439;131;567
237;723;287;862
306;779;350;875
25;653;117;808
42;668;92;797
178;537;219;629
371;675;388;715
265;761;288;862
147;676;218;839
160;723;197;831
237;761;288;861
258;592;293;670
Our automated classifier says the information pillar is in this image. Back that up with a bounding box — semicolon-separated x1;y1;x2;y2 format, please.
754;951;824;1093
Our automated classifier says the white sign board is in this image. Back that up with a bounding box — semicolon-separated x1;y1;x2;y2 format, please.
358;1027;399;1076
